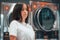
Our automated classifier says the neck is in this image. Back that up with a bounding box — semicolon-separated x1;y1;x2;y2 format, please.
19;18;25;23
21;19;25;23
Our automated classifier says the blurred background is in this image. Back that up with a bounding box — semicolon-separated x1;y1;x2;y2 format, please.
0;0;60;40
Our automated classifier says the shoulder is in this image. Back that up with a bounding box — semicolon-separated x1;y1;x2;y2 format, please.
9;20;18;28
9;20;18;30
27;23;32;27
27;23;33;29
10;20;18;25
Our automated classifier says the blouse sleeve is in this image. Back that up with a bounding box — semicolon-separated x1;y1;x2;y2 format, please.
8;21;17;37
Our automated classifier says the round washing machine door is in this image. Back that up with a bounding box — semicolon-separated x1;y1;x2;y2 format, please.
33;9;41;30
33;7;56;31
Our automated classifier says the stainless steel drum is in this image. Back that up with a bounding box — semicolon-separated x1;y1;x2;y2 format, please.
33;7;58;31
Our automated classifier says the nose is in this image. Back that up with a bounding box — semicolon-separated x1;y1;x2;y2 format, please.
24;10;28;15
24;11;26;14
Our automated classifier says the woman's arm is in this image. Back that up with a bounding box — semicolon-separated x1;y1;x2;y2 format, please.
10;35;17;40
9;21;17;40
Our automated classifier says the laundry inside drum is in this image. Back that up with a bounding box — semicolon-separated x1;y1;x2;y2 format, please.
39;8;56;30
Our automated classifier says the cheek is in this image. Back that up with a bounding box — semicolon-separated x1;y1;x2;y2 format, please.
25;11;28;16
25;13;28;17
21;11;24;16
22;11;28;16
25;12;28;16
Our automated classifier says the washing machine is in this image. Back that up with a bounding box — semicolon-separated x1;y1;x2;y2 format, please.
29;1;59;40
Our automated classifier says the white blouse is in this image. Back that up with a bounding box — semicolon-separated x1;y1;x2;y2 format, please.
9;20;35;40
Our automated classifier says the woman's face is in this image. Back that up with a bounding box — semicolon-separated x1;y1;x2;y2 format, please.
21;4;28;20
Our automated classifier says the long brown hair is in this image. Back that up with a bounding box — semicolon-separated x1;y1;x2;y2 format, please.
12;3;29;23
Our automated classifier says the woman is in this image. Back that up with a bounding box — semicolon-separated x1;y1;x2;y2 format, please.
9;3;35;40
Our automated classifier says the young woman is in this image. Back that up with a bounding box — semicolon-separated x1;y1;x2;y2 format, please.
9;3;35;40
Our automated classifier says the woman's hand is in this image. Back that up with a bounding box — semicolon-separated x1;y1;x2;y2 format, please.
10;35;17;40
